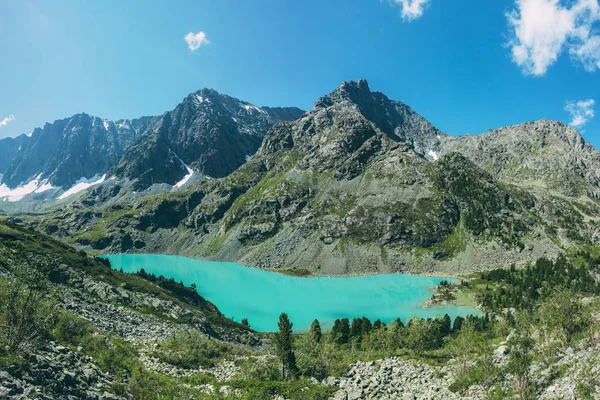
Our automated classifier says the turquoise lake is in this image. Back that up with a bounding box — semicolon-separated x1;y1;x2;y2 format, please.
105;254;481;332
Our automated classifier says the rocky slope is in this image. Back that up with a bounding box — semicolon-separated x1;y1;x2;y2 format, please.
108;88;303;190
1;114;155;191
25;79;600;275
326;335;600;400
0;218;256;399
440;119;600;199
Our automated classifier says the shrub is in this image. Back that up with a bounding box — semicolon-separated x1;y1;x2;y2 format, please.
153;330;229;369
52;311;96;347
128;367;223;400
0;277;56;352
236;357;280;381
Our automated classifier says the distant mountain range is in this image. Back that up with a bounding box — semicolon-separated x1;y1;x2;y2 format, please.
0;91;302;204
25;79;600;275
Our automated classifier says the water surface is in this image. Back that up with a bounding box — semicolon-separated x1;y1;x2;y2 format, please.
106;254;480;332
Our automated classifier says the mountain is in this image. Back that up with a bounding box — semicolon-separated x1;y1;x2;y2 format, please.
108;88;304;190
0;134;30;174
26;79;600;275
0;90;302;205
0;114;155;200
439;120;600;198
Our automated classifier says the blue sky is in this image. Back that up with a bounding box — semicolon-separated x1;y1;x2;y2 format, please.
1;0;599;146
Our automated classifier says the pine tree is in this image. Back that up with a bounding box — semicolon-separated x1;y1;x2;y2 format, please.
453;315;465;332
309;319;322;343
507;315;534;400
440;314;452;336
338;318;350;344
361;316;372;335
350;318;363;340
275;313;297;379
372;319;383;330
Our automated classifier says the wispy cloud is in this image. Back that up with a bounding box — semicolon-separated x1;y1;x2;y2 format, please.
506;0;600;76
386;0;430;21
184;31;210;51
570;34;600;71
565;99;595;127
0;114;15;128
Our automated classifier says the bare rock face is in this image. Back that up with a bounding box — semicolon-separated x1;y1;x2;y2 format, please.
2;114;155;189
0;134;29;173
440;119;600;198
109;89;303;190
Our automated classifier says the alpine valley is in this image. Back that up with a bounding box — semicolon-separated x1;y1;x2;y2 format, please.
2;80;600;400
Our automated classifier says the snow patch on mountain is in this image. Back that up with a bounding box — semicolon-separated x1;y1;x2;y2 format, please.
427;150;439;160
242;104;266;114
174;165;194;188
35;182;55;194
0;174;48;202
58;174;106;200
194;95;210;106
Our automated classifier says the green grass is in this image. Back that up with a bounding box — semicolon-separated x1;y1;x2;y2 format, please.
228;379;338;400
453;291;478;308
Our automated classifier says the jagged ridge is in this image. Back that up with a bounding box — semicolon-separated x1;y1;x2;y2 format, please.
25;80;600;275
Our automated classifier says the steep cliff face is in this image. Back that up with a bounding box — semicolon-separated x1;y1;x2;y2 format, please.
1;114;154;189
0;134;29;174
108;89;304;190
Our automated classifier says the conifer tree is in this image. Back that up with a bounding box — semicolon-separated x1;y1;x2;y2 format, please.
309;319;322;343
275;313;297;379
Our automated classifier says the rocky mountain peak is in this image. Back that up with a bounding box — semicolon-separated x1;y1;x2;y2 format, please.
185;88;221;106
313;79;376;110
108;89;304;190
297;79;443;157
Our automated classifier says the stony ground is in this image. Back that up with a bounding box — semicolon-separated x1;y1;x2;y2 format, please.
326;358;469;400
325;333;600;400
0;342;125;400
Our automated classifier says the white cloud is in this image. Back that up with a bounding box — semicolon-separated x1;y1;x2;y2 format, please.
506;0;600;76
184;31;210;51
0;114;15;128
570;34;600;71
387;0;430;21
564;98;595;127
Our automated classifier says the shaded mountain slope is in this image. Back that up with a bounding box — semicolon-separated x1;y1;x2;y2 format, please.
108;88;304;190
0;134;29;173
